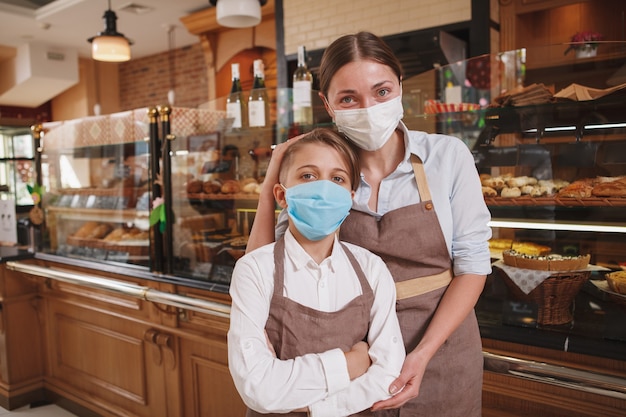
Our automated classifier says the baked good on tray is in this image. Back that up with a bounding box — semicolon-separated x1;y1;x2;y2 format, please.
502;250;590;271
606;271;626;294
591;177;626;197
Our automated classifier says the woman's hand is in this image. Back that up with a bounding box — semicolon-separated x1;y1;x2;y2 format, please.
370;349;427;410
246;133;306;252
344;341;371;380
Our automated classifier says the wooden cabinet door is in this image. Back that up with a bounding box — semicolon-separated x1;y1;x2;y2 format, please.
43;295;172;417
178;335;246;417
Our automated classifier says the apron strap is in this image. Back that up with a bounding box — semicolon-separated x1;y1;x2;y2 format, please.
410;153;432;202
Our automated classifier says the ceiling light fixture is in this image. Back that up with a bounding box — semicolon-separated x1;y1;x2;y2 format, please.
209;0;268;28
88;0;132;62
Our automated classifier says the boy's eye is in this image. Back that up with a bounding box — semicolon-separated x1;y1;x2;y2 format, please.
301;173;317;180
332;176;346;183
339;96;354;104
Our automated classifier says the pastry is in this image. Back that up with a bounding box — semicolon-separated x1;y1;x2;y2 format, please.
507;176;536;188
591;177;626;197
481;176;505;190
557;180;593;198
482;186;497;197
511;241;551;256
606;271;626;294
202;180;222;194
502;250;590;271
221;179;241;194
104;228;126;241
73;221;101;238
86;223;113;239
186;179;203;194
489;238;513;251
500;186;521;198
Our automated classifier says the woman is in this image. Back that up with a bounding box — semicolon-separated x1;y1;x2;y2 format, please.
247;32;492;416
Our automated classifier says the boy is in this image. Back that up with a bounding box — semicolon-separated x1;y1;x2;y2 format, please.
228;128;405;417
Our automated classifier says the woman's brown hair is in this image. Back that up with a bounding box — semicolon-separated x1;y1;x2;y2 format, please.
279;128;361;191
318;31;403;97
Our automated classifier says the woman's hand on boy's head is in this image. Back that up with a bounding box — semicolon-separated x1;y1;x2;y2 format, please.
263;134;306;189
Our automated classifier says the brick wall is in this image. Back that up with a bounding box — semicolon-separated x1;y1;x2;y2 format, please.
116;0;472;110
282;0;471;54
118;43;208;111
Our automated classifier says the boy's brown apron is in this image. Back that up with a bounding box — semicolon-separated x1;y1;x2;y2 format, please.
340;154;483;417
246;237;375;417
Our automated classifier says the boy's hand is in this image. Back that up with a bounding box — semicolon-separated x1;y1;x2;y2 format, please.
344;341;371;380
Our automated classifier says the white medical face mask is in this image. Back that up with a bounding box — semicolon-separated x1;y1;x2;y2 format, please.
330;95;404;151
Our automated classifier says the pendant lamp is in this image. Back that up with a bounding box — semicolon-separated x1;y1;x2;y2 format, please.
209;0;267;28
88;0;132;62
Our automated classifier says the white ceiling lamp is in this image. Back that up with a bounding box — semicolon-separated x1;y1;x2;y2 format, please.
87;0;132;62
209;0;267;28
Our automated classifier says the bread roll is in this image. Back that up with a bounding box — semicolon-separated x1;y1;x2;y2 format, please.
221;180;241;194
202;180;222;194
186;179;203;194
501;187;521;198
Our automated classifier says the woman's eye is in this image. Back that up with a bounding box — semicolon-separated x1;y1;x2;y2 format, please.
377;89;390;97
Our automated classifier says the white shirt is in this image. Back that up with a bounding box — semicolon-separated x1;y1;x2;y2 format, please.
228;229;405;417
276;122;493;277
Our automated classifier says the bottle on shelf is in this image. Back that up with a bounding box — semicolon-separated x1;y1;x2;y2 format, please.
248;59;270;128
293;45;313;126
226;63;247;129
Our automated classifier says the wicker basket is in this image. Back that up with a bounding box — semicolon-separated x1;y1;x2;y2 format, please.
500;270;591;325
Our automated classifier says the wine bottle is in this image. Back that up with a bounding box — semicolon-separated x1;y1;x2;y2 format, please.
293;45;313;126
248;59;270;128
226;63;247;129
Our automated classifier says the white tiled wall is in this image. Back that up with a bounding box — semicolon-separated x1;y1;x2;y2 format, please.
283;0;472;55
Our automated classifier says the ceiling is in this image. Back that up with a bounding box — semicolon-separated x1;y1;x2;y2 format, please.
0;0;212;62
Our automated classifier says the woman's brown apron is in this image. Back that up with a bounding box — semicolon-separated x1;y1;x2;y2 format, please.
339;154;483;417
246;237;376;417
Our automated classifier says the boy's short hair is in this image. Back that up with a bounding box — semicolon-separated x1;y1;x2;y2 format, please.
279;128;361;191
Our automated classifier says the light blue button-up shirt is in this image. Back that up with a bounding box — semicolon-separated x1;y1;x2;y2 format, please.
277;122;492;277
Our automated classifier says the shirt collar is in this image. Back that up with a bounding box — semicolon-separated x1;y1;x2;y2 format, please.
284;228;341;271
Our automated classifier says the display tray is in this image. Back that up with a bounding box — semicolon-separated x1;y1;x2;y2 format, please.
55;187;147;209
484;196;626;207
186;192;259;201
67;235;149;256
590;279;626;310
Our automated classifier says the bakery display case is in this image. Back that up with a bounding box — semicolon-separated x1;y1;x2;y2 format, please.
405;44;626;410
36;90;325;282
38;111;154;267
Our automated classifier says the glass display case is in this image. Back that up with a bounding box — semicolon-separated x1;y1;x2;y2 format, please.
403;42;626;362
36;44;626;363
39;112;154;267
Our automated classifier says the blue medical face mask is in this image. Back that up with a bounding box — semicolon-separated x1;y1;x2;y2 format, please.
282;180;353;241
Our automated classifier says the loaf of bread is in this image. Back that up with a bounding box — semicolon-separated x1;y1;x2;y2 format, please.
73;221;101;238
591;177;626;197
86;223;113;239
